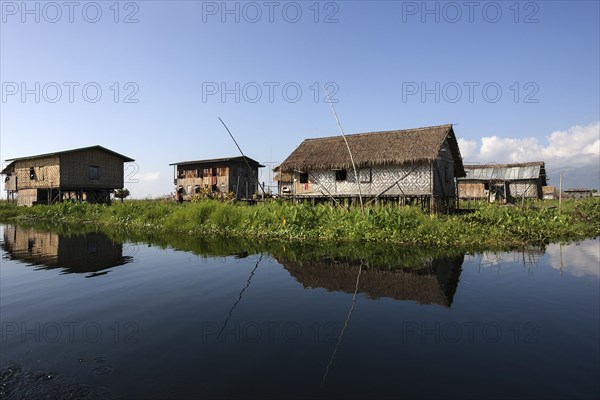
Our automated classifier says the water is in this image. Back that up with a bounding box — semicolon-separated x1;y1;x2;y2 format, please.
1;225;599;399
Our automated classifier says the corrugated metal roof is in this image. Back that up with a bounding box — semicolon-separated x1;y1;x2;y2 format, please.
169;156;264;168
463;164;542;181
5;145;134;162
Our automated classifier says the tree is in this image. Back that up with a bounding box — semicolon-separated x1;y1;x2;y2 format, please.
114;188;130;203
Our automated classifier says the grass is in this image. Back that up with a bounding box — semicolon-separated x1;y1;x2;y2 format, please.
0;197;598;248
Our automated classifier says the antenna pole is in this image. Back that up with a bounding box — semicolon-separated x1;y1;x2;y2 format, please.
323;86;364;214
219;117;266;198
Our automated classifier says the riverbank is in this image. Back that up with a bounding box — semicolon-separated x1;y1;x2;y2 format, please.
1;198;598;248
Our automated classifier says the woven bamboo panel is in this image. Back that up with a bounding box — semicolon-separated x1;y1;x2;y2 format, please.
14;156;60;189
59;148;124;189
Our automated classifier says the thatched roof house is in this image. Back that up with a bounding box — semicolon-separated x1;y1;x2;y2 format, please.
275;124;465;213
1;145;134;206
457;162;547;202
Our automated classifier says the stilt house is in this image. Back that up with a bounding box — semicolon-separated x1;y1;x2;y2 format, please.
274;124;465;213
1;145;134;206
170;156;264;200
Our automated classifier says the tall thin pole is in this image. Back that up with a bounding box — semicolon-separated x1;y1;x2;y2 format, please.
323;86;364;214
559;172;563;214
218;117;266;198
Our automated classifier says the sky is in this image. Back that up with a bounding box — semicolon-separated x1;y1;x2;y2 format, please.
1;0;599;197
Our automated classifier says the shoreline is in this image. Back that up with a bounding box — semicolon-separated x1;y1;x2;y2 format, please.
1;198;598;252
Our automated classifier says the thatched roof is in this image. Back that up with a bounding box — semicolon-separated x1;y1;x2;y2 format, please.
275;124;465;177
273;171;292;182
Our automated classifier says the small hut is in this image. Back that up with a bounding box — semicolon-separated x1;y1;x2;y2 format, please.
542;186;557;200
1;145;134;206
457;162;547;202
169;156;264;200
274;124;465;213
564;188;594;199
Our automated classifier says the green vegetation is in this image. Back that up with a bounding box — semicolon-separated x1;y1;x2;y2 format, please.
113;188;131;202
0;198;598;248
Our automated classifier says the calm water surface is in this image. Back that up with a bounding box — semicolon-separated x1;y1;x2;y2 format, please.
1;225;599;399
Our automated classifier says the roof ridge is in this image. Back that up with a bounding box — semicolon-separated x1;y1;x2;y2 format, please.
464;161;545;168
5;145;134;162
302;124;453;142
169;155;263;166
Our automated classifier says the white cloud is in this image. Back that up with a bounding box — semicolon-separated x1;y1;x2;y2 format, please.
123;172;164;199
545;239;600;278
459;121;600;168
137;172;160;183
457;138;477;159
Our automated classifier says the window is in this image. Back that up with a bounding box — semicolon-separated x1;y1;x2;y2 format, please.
446;165;452;184
299;172;309;184
89;165;100;180
335;169;347;181
359;168;372;183
29;167;36;180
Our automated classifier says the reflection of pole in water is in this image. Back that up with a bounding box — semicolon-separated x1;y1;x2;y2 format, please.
217;254;263;339
321;261;362;387
559;243;564;275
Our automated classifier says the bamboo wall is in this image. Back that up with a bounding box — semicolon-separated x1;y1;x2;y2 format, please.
12;156;61;189
458;183;486;199
16;189;39;207
176;166;230;198
59;148;125;189
283;163;432;197
509;181;541;198
175;161;259;199
4;174;17;191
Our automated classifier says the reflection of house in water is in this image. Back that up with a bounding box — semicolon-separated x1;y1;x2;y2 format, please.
281;255;464;308
1;226;132;277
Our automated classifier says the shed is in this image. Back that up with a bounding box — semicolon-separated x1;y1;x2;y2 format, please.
1;145;134;206
564;188;594;199
274;124;465;213
542;186;557;200
457;162;547;202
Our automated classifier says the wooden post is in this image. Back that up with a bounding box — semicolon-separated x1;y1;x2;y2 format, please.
456;180;459;213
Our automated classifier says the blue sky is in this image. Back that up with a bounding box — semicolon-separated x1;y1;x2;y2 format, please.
1;0;599;197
